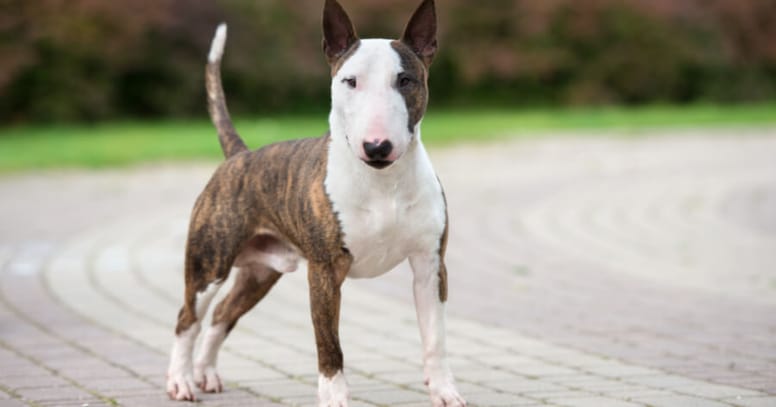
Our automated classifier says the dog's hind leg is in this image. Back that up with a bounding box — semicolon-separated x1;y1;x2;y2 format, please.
194;263;282;393
166;212;246;401
167;271;225;400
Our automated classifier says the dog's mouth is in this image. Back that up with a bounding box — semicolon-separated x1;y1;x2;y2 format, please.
364;160;393;169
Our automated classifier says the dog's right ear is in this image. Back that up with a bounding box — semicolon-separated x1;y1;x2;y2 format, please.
401;0;437;67
322;0;359;66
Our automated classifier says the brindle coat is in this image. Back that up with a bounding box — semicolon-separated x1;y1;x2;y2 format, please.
175;135;354;376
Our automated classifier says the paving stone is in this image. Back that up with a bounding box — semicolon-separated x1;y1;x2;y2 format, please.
486;379;570;395
583;364;663;378
249;381;317;400
729;396;776;407
464;391;537;406
551;396;645;407
3;375;70;390
527;390;598;401
38;399;106;406
601;387;675;400
14;386;95;403
86;376;157;394
462;368;527;383
358;387;427;404
634;395;734;407
676;384;764;399
115;393;193;407
347;400;380;407
508;364;581;377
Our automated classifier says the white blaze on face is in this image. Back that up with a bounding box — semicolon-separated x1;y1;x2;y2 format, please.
329;39;411;163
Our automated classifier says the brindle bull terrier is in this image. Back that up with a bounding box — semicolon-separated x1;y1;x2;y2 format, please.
165;1;465;405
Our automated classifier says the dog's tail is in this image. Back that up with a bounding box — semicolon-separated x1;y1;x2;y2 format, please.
206;23;248;159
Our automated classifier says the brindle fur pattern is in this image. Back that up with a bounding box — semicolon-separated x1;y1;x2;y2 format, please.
437;189;449;303
173;0;455;401
175;136;352;335
205;62;247;158
211;264;281;334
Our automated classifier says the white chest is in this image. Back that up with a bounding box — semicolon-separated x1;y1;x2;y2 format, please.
338;193;429;278
325;141;446;279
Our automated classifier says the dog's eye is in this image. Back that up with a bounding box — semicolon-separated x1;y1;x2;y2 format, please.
342;77;357;89
398;75;414;88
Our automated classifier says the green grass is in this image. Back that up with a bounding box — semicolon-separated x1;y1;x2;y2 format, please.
1;104;774;172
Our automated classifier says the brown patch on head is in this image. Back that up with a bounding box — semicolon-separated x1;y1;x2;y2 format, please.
391;40;429;134
329;40;361;76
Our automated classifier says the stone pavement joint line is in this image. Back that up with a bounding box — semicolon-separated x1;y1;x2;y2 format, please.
1;131;775;406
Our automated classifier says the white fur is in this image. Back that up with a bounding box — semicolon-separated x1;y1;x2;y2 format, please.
195;281;223;318
318;370;349;407
329;39;415;163
233;235;302;274
194;322;227;393
325;38;463;404
208;24;227;63
409;254;465;407
167;281;223;400
167;324;200;400
326;41;445;279
326;132;445;278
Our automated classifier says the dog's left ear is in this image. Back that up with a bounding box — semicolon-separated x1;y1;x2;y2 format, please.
401;0;437;67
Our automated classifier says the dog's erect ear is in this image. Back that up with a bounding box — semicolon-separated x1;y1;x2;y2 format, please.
401;0;437;67
322;0;358;65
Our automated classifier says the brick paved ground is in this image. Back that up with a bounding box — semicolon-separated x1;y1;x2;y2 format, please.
1;129;775;406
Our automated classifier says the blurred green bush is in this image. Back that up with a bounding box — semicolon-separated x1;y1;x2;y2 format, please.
1;0;774;123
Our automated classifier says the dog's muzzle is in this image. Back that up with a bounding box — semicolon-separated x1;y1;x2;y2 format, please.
362;140;394;170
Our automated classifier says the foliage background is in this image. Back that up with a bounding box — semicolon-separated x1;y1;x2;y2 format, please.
1;0;775;124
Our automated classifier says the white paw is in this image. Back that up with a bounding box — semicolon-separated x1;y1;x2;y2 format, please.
427;373;466;407
317;370;349;407
166;372;197;401
194;364;223;393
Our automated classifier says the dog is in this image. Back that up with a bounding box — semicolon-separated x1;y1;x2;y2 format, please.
166;1;465;406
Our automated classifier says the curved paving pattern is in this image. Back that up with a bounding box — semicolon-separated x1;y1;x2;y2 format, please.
1;129;775;406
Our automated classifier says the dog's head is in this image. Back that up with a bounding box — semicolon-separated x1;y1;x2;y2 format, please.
323;0;437;170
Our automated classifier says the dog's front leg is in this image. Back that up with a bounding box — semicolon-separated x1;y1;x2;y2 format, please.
308;259;350;407
409;252;466;407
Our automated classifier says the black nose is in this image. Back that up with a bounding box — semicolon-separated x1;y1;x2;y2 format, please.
363;140;393;160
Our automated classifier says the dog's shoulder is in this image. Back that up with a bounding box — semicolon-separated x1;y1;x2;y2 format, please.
252;135;346;263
